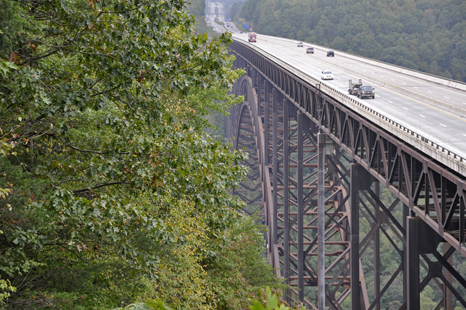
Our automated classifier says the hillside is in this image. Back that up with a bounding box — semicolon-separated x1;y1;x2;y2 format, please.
237;0;466;82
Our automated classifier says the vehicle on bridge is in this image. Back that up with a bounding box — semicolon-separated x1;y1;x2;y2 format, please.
306;47;314;54
358;85;375;99
348;79;375;98
327;50;334;57
248;32;256;42
321;70;333;80
297;42;303;47
348;79;363;95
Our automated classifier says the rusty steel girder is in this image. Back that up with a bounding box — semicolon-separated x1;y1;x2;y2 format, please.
227;40;466;309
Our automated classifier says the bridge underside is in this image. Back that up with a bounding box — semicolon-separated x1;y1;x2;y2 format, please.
227;42;466;309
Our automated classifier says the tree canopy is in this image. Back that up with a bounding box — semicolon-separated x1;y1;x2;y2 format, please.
0;0;284;308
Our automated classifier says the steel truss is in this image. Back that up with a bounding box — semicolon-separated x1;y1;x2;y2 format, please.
227;41;466;309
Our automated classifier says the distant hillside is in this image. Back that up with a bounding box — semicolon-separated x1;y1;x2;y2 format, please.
238;0;466;82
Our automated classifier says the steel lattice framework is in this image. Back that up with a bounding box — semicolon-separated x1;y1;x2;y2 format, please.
226;40;466;309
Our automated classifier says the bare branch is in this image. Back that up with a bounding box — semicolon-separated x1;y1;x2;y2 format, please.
73;181;127;194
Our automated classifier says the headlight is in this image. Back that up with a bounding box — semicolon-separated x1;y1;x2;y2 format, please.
362;91;365;94
372;91;375;93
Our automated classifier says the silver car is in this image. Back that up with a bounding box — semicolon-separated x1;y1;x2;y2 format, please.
297;42;303;47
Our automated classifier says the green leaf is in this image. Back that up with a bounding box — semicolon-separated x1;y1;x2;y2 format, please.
249;300;266;310
266;286;279;309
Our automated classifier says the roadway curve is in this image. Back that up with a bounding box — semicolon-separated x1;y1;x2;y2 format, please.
230;32;466;167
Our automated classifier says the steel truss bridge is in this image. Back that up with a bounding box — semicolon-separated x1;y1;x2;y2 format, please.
226;39;466;309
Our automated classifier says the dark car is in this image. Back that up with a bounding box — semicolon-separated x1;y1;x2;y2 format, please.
306;47;314;54
357;85;375;99
327;50;334;57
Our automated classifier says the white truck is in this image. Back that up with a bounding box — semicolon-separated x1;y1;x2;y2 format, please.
348;79;363;95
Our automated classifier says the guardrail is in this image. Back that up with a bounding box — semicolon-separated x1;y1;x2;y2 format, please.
231;37;466;177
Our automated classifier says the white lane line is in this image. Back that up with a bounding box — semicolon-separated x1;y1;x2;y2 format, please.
439;123;447;127
420;115;426;118
402;83;406;85
403;107;409;110
428;91;433;93
463;134;466;137
444;96;450;99
391;79;395;81
388;100;393;103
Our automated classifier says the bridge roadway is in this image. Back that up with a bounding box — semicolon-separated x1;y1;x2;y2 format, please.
230;31;466;177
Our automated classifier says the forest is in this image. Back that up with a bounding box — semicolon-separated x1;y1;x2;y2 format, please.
233;0;466;82
0;0;306;309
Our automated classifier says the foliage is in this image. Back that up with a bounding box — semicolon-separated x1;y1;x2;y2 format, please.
237;0;466;81
206;215;286;310
115;300;171;310
249;287;305;310
0;279;16;305
0;0;287;308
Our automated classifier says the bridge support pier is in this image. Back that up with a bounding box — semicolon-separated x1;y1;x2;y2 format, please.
350;164;372;310
406;217;421;310
373;181;380;310
283;99;291;302
443;243;454;310
297;111;305;301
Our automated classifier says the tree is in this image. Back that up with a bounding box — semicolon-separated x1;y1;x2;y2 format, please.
0;0;284;308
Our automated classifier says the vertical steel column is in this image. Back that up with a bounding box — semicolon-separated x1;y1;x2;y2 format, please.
351;164;371;310
297;111;304;301
444;243;454;310
264;81;270;165
350;163;361;310
258;74;264;98
374;181;380;310
283;100;290;295
406;216;421;310
317;131;326;310
403;203;409;304
272;89;278;245
251;68;257;90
